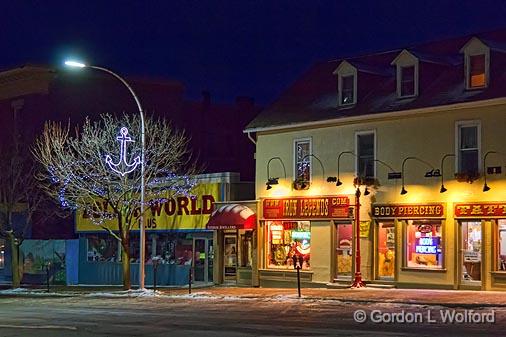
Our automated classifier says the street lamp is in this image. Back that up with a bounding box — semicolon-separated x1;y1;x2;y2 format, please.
64;60;147;289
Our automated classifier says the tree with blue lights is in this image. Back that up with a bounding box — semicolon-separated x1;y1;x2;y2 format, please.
33;114;197;289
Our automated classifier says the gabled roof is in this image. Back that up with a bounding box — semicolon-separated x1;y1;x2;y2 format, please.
245;28;506;132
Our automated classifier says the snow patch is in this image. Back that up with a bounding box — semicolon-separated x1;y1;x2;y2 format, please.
85;288;163;298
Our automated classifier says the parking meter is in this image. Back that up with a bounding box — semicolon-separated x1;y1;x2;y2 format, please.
152;256;161;292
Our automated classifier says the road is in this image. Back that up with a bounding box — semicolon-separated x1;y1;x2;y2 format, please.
0;295;504;336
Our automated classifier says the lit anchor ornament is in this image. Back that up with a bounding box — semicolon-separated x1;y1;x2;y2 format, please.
105;127;142;176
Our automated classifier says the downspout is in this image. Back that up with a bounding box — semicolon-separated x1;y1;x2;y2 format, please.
246;131;256;145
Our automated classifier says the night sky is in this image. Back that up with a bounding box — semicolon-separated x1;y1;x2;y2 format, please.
3;1;506;105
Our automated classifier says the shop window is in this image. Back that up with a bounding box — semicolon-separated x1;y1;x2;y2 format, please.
0;239;5;269
405;220;443;269
456;121;480;176
294;138;311;182
153;233;193;265
461;221;481;282
356;131;375;178
377;222;395;278
498;220;506;271
267;221;311;270
87;236;119;262
240;232;253;267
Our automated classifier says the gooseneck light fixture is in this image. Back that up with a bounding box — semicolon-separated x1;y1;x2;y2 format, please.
483;151;498;192
327;151;356;186
439;154;456;193
297;154;325;189
65;59;147;289
266;157;287;190
400;156;437;195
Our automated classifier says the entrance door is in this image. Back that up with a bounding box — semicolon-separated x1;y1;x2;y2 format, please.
376;222;395;280
460;221;482;286
335;223;353;280
193;238;210;283
223;235;237;281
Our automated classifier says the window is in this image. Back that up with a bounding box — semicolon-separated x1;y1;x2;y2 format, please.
240;231;253;267
0;239;4;269
294;138;311;182
87;236;119;262
456;121;480;175
400;66;415;97
356;131;375;178
497;220;506;271
341;75;355;105
405;220;443;269
469;54;486;88
377;222;395;278
267;221;311;270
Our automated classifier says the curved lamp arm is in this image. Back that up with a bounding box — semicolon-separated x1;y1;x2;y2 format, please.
301;154;325;181
337;151;356;181
400;156;435;195
267;157;287;179
483;151;498;191
439;154;455;193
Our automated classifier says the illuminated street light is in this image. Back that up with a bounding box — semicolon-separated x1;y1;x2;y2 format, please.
64;59;147;289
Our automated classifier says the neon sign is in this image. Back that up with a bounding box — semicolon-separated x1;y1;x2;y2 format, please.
105;127;141;176
415;237;440;254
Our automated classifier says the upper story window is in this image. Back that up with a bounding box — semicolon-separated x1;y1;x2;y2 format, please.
294;138;311;182
391;50;419;98
356;131;375;178
456;121;481;175
460;37;490;90
333;61;357;107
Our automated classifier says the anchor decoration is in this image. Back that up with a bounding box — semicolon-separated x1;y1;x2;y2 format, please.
105;127;141;176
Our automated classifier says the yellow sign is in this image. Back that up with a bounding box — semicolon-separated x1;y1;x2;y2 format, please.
76;183;220;232
359;221;370;238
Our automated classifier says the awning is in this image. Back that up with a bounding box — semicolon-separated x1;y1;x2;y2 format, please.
206;204;257;230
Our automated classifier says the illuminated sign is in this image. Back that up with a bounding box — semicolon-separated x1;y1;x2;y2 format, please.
372;204;445;218
415;237;440;254
291;231;311;240
105;127;141;176
455;203;506;218
263;196;350;219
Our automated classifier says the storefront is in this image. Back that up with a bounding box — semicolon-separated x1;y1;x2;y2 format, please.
258;195;352;287
372;203;449;288
206;202;257;285
454;202;506;290
75;183;220;286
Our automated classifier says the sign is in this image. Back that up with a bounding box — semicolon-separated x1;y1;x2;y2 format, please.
455;202;506;218
76;183;220;232
415;237;440;254
262;196;350;219
359;221;370;238
372;204;445;218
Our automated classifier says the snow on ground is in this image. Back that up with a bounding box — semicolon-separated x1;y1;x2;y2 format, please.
0;288;74;297
84;288;164;298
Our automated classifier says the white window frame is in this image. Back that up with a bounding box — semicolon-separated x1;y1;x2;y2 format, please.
455;120;482;174
333;61;357;107
460;37;490;90
391;49;419;98
293;137;312;182
355;130;376;178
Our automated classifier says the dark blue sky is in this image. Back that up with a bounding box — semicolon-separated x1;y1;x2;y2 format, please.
2;1;506;104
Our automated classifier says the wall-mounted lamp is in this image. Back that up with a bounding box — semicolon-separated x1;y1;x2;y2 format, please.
295;154;325;190
327;151;355;187
483;151;498;192
401;156;436;195
266;157;287;190
439;153;455;193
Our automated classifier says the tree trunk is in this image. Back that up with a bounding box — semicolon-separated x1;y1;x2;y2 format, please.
121;238;131;290
8;234;21;288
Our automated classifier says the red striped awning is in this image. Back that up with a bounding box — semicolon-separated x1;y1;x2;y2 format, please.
206;204;257;230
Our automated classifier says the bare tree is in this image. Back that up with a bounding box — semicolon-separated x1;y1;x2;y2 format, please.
33;114;197;289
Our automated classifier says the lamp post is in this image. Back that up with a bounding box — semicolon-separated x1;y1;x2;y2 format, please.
64;60;147;289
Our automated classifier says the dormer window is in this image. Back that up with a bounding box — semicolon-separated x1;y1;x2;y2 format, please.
391;50;419;98
460;37;490;90
333;61;357;107
469;54;486;88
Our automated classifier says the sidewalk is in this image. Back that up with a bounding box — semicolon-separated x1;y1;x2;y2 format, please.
2;285;506;308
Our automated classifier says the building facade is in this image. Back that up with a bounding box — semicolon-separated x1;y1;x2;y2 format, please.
245;29;506;290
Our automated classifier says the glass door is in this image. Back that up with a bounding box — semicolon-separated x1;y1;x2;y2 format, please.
377;222;395;280
224;235;237;281
460;221;482;285
193;238;208;283
335;223;353;279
